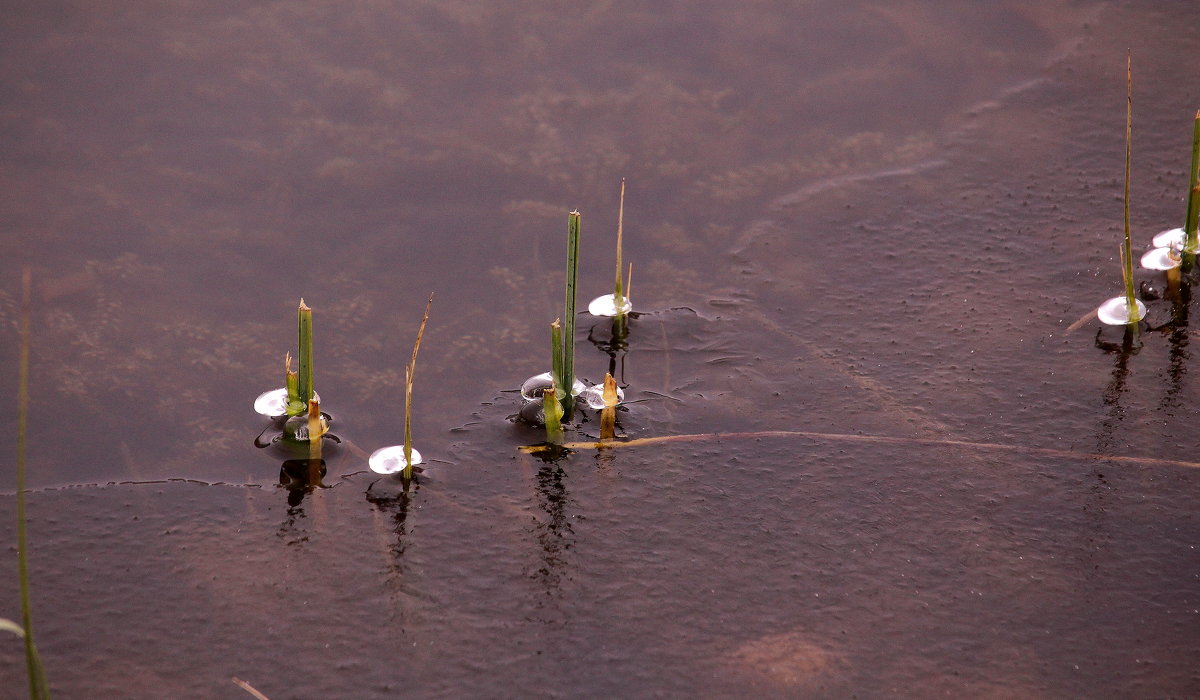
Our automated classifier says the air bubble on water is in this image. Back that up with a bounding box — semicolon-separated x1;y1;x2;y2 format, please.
1096;296;1147;325
587;294;632;317
254;388;321;417
369;445;423;475
580;383;624;409
520;372;585;401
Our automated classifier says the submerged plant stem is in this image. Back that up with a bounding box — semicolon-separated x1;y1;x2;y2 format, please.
519;429;1200;471
17;267;50;700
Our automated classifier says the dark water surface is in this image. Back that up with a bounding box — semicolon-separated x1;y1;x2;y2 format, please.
2;1;1200;697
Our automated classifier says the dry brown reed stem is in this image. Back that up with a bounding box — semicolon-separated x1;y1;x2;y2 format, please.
599;373;618;440
232;677;272;700
403;293;434;479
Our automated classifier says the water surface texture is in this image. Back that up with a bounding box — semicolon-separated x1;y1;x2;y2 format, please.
2;1;1199;697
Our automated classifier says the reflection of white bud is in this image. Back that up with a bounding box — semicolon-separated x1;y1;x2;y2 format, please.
369;445;423;475
587;294;633;317
1096;296;1147;325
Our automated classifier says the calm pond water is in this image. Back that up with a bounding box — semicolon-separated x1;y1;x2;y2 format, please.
2;1;1200;697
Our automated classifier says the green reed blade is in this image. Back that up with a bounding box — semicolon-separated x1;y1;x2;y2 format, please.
563;211;581;419
403;293;434;481
296;300;314;412
1122;53;1137;324
17;267;51;700
550;319;564;398
543;385;564;445
1186;110;1200;252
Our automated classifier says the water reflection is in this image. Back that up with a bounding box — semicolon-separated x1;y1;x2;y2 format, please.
1094;326;1140;457
366;476;418;571
530;453;575;601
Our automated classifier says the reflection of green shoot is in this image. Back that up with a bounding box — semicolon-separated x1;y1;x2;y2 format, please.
1185;110;1200;254
561;211;581;419
16;267;51;700
296;300;314;412
403;294;434;481
1121;54;1138;326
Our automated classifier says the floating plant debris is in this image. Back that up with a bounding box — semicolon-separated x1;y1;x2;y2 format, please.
369;445;423;475
254;387;320;417
587;293;633;317
581;382;624;409
520;372;585;401
1097;295;1147;325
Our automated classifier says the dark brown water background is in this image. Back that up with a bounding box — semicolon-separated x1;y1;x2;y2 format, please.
2;1;1199;697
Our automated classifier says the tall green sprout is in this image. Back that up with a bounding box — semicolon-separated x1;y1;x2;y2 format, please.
1121;53;1137;326
613;180;626;318
16;267;51;700
1184;110;1200;254
297;300;314;409
561;211;581;419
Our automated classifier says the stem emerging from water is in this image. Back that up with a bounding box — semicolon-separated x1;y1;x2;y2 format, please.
562;211;581;419
1122;53;1137;326
1184;110;1200;253
550;319;564;398
613;179;625;319
403;293;434;480
296;300;314;413
543;386;564;444
17;267;51;700
599;372;618;441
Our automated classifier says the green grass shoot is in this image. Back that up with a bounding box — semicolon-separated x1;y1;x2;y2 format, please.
543;385;564;444
296;300;314;412
1185;110;1200;253
613;179;626;317
562;211;581;419
403;293;434;480
550;319;564;398
1121;53;1137;325
16;267;51;700
284;352;303;416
